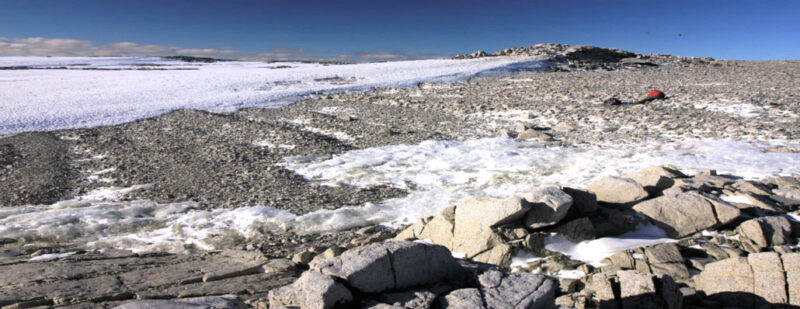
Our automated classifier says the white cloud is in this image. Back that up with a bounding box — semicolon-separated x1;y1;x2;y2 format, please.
0;37;245;57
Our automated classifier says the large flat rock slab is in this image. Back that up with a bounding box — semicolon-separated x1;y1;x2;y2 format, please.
0;250;290;308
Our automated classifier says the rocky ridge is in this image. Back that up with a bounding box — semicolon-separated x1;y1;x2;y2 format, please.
453;43;716;71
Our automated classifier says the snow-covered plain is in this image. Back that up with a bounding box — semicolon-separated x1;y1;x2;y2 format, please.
0;56;544;135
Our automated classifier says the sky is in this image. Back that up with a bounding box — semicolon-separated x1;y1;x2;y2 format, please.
1;0;798;61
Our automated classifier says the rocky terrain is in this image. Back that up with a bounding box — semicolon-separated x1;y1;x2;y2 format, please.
1;44;799;308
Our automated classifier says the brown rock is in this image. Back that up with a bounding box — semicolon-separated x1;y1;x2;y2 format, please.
632;193;719;238
586;176;648;207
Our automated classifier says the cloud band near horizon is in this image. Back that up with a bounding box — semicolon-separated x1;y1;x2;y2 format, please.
0;37;441;62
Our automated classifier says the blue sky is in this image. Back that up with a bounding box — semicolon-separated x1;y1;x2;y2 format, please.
1;0;798;61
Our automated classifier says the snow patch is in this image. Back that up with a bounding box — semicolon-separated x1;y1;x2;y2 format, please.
544;224;675;266
28;252;77;261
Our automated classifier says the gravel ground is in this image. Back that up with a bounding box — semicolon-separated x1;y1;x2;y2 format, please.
1;57;799;258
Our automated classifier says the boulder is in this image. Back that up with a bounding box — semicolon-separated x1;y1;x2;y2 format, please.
632;193;720;238
583;273;617;308
373;288;441;309
599;243;688;279
616;270;660;309
624;166;684;195
439;288;485;309
783;252;800;306
383;241;463;289
737;216;793;252
452;196;529;265
268;272;352;309
562;187;598;218
776;187;800;201
642;243;689;279
586;176;648;206
741;192;786;213
517;129;553;141
550;217;595;243
521;186;573;229
694;253;798;307
478;270;556;309
693;256;754;307
733;180;773;196
395;206;457;248
695;194;742;226
310;241;462;294
749;252;788;305
455;196;530;228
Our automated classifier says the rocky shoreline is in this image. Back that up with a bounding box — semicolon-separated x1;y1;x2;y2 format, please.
1;45;799;308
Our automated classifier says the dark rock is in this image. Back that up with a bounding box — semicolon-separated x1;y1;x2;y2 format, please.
478;270;556;309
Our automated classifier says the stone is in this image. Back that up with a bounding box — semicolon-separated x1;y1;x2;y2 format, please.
522;186;573;229
292;249;314;265
643;243;689;279
377;127;396;136
310;242;394;293
310;241;462;294
632;193;720;238
586;176;648;206
452;196;529;264
470;242;514;266
590;207;644;237
382;241;463;290
376;288;441;309
439;288;485;309
617;270;660;309
656;274;682;309
583;273;617;308
268;272;352;309
517;128;554;141
478;270;556;309
562;187;598;218
698;243;730;261
782;252;800;306
0;275;127;307
693;256;754;307
455;196;531;228
624;166;684;195
776;187;800;201
737;216;793;252
113;295;246;309
738;192;786;213
417;210;457;248
695;194;742;226
733;180;773;196
550;217;595;243
748;252;787;305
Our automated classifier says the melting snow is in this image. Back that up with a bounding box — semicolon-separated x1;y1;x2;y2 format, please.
545;225;675;266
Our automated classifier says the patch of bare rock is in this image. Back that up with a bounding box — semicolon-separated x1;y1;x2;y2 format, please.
1;166;799;308
389;166;800;308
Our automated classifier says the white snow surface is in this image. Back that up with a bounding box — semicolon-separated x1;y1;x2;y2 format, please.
0;56;543;135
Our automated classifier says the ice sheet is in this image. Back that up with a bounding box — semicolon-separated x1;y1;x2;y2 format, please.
0;56;543;135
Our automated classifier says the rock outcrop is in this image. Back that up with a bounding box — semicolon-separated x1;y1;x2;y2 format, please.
270;241;557;308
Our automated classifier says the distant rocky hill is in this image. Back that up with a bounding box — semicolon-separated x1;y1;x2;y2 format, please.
454;43;716;71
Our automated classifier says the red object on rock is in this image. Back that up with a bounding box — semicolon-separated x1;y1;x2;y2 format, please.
647;90;665;99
